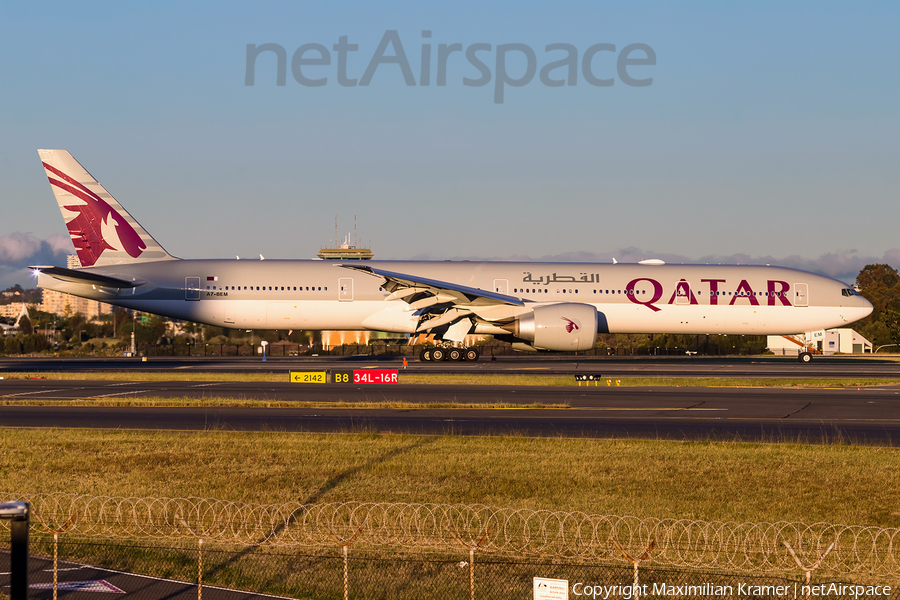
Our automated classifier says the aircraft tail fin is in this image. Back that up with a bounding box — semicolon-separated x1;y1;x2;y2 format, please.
38;149;176;267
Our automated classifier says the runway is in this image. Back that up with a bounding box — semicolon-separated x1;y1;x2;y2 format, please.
2;355;899;378
2;377;899;443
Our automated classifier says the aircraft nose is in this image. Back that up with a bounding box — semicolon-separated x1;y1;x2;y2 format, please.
860;295;874;319
846;295;874;324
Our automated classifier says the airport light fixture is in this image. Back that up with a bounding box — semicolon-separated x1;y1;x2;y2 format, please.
0;501;30;600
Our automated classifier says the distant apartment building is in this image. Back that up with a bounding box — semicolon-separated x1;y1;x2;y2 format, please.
41;289;111;320
0;303;36;319
31;255;111;319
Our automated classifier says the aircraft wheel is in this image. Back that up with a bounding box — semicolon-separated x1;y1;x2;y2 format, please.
464;348;480;361
431;348;446;361
798;351;813;364
420;348;432;362
448;348;463;361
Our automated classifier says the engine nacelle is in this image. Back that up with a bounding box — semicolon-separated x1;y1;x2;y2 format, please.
507;303;598;351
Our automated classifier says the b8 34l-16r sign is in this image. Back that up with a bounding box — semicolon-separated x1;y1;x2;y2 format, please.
31;150;873;363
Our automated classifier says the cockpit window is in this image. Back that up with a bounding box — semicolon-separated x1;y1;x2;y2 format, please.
841;288;857;297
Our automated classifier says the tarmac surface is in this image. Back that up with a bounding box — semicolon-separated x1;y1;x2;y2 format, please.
0;550;289;600
1;360;899;443
2;354;899;378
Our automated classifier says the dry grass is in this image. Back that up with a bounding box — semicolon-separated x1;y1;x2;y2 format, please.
0;371;285;382
2;428;898;527
0;396;566;409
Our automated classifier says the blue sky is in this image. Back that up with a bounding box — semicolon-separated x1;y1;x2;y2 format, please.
1;1;898;288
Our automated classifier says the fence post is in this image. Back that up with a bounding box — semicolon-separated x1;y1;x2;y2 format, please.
35;510;78;600
784;541;835;589
198;538;204;600
326;525;365;600
175;511;223;600
451;525;493;600
343;545;349;600
612;538;656;598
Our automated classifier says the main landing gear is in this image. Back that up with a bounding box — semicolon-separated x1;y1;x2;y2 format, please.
420;346;480;362
798;351;813;364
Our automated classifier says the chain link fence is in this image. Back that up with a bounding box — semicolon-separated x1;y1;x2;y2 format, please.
2;493;898;599
5;536;844;600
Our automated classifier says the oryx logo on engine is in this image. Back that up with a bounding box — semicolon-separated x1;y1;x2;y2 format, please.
562;317;580;334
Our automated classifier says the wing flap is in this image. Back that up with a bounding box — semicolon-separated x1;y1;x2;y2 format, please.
339;264;525;307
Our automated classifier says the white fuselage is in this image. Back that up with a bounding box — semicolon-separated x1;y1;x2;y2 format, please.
38;259;873;336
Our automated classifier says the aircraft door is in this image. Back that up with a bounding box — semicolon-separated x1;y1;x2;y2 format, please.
675;280;691;305
794;283;808;307
339;277;353;302
185;277;200;301
493;279;509;295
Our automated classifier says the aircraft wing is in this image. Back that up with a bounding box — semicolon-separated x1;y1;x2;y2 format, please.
29;266;145;289
338;264;524;308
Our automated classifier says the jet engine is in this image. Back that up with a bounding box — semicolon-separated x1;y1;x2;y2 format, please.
504;303;598;351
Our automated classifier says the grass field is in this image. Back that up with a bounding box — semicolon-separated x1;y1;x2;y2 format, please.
2;428;898;528
0;396;567;408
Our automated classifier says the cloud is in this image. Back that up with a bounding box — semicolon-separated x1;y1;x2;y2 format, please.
0;232;71;290
2;231;897;290
411;247;900;284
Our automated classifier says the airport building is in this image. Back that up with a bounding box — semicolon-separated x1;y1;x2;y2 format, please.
767;329;873;355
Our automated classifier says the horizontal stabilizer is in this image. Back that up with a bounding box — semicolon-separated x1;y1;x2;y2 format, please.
29;266;145;289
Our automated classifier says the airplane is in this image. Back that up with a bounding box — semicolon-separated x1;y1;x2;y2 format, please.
30;149;873;363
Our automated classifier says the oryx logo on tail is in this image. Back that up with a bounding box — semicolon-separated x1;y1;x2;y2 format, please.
42;161;146;266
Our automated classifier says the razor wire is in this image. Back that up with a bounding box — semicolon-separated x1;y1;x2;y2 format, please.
3;492;897;578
